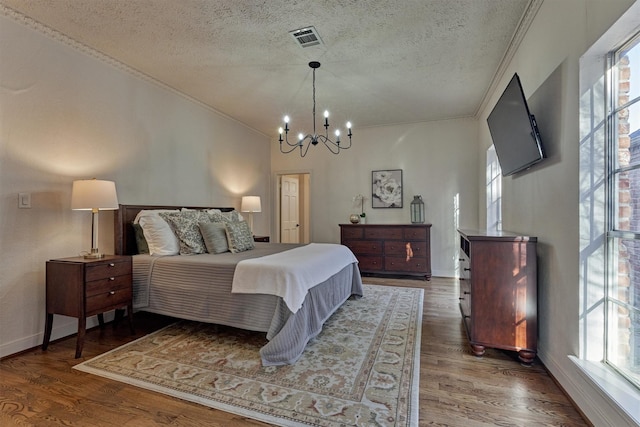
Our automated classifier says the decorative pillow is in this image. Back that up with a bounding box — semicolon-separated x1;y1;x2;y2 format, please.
132;223;149;254
208;209;243;223
137;213;180;256
199;222;229;254
159;211;210;255
224;220;255;253
133;209;178;224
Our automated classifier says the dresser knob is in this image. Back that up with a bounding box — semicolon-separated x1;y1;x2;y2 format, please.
109;263;115;267
109;277;115;281
109;291;116;295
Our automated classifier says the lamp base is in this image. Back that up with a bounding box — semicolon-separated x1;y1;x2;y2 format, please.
83;249;104;259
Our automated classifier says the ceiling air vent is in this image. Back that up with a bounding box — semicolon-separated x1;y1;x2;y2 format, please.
289;26;324;48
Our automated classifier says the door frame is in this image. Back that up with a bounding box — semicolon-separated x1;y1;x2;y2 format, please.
272;170;312;243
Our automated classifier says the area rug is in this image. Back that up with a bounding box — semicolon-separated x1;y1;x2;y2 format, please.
74;284;423;426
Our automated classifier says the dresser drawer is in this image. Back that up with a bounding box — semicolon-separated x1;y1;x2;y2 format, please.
364;227;402;240
460;276;471;318
86;259;132;281
86;274;132;297
357;256;384;271
345;240;383;255
86;287;132;314
404;227;427;240
385;256;428;273
341;227;363;239
384;241;428;257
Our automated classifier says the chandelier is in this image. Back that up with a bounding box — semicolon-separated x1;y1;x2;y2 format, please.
278;61;352;157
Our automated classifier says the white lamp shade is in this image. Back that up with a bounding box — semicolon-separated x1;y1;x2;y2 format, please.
71;179;119;210
241;196;262;213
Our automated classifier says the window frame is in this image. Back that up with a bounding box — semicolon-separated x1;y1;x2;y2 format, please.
604;34;640;390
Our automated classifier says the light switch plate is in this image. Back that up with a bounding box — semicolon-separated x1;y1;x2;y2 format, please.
18;192;31;208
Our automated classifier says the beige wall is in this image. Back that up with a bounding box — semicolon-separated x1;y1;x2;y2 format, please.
270;119;480;277
0;14;271;357
476;0;637;425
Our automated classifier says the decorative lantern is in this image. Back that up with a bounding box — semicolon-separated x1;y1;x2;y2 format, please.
410;195;425;224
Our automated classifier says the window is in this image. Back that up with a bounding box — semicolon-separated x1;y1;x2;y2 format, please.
486;145;502;232
606;33;640;389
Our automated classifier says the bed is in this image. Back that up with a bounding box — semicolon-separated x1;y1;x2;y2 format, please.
114;204;363;366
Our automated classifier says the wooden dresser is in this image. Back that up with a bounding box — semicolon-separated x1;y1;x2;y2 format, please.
340;224;431;280
458;229;537;364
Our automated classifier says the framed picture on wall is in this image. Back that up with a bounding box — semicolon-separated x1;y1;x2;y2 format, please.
372;169;403;208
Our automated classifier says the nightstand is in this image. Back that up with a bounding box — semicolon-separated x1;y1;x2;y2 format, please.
253;235;270;242
42;255;134;358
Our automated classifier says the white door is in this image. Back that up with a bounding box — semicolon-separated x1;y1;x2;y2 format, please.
281;175;300;243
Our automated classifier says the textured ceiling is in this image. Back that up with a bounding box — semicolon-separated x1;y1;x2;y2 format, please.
0;0;535;137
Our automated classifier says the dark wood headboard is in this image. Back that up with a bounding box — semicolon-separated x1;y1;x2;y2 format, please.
114;204;235;255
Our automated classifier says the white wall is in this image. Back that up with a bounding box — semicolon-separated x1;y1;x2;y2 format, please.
0;14;271;357
476;1;638;425
271;119;479;278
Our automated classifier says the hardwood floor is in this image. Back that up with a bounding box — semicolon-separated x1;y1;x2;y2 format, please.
0;276;588;426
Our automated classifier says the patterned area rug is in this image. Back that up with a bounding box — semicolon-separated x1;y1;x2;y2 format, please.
74;284;423;426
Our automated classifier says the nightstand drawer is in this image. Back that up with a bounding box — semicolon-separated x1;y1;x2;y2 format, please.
86;274;132;297
86;287;132;314
86;259;131;281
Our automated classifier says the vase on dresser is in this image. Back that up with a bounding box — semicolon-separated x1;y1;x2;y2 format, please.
349;214;360;224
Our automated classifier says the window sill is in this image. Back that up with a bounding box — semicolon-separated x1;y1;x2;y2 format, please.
569;356;640;425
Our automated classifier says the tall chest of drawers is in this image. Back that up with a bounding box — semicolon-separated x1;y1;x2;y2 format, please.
458;229;537;364
340;224;431;280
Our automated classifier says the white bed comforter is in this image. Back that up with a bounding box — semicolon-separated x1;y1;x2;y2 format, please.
231;243;358;313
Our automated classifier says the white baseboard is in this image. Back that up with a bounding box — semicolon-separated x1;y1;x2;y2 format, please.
0;314;110;359
431;269;456;278
538;345;640;426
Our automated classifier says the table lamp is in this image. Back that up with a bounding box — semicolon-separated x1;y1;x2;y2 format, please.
240;196;261;234
71;179;119;259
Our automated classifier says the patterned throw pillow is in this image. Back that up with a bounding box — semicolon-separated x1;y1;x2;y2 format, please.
199;222;229;254
224;220;255;253
159;210;210;255
208;209;243;223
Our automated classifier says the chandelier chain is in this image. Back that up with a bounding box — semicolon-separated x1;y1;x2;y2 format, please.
312;67;317;136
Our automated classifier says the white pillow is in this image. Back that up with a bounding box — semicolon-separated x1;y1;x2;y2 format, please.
133;209;178;224
136;210;180;255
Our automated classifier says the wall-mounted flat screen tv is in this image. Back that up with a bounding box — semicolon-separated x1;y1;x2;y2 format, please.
487;73;544;176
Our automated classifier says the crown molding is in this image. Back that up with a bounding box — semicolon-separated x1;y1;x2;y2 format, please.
475;0;545;119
